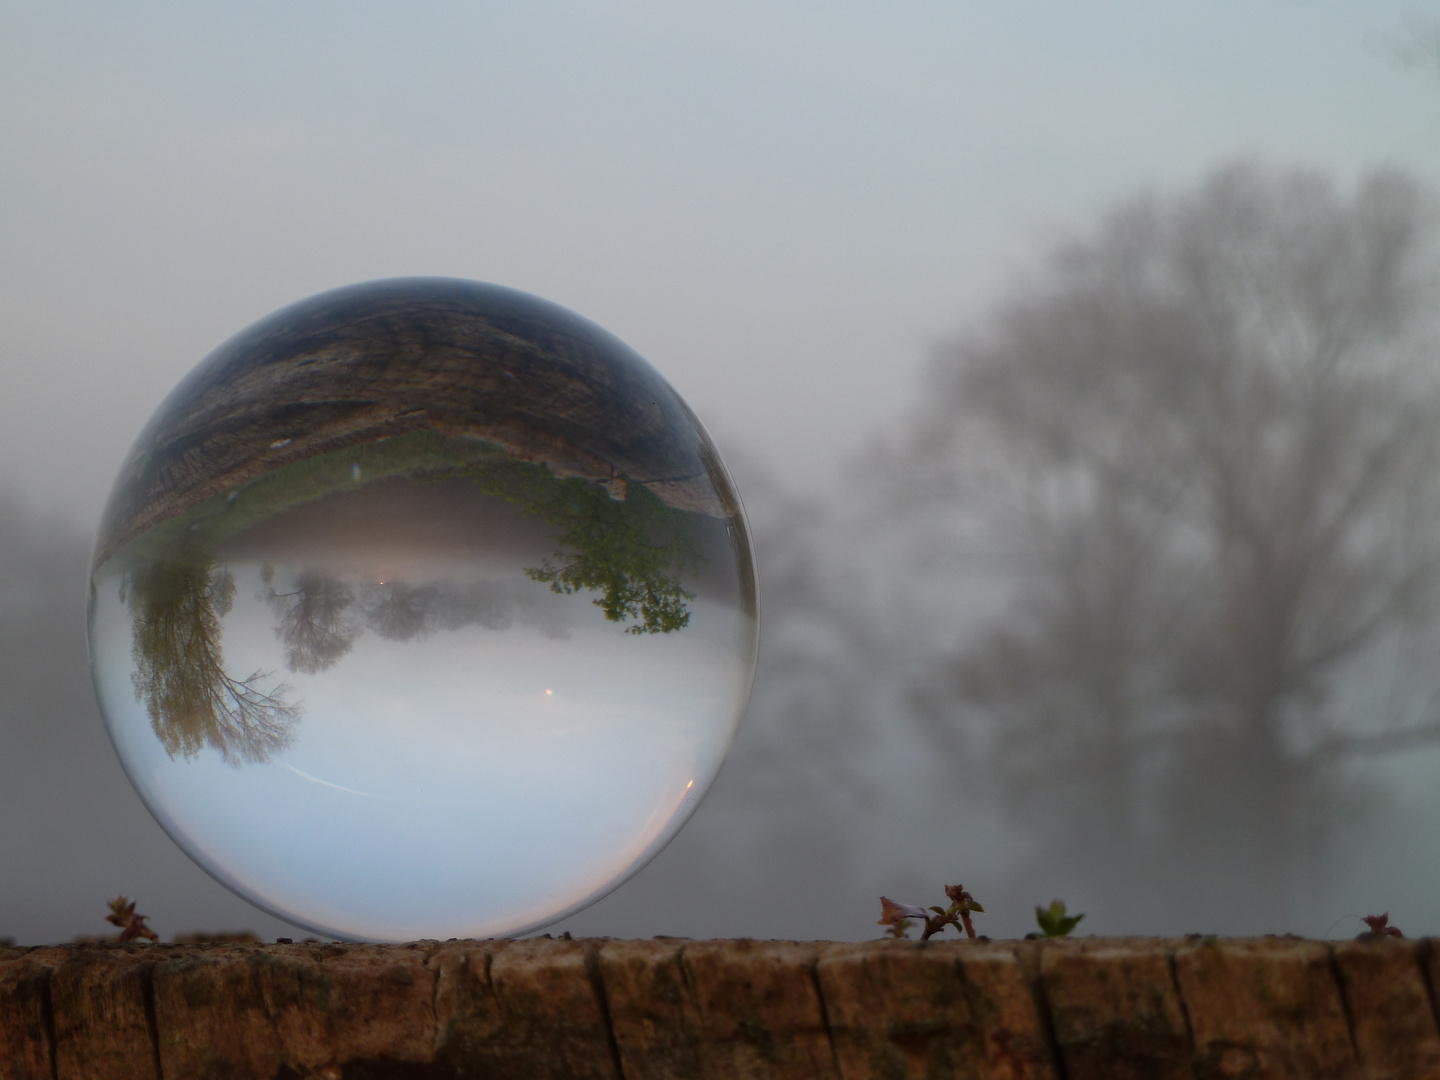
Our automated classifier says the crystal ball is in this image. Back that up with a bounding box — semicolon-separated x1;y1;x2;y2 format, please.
87;278;758;941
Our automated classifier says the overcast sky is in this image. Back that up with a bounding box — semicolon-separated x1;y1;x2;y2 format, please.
5;0;1440;527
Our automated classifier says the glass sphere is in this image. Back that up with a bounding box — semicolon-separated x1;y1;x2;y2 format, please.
87;278;758;942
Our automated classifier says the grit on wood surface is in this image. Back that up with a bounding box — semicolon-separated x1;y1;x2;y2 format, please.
2;937;1440;1079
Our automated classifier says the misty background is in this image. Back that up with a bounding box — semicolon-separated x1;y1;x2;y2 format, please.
8;1;1440;944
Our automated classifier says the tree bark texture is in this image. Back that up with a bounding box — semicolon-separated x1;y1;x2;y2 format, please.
3;936;1438;1079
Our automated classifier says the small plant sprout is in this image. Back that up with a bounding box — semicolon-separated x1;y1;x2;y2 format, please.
877;884;984;941
1360;913;1404;939
883;917;915;940
1035;899;1084;937
878;898;927;940
106;896;159;943
878;905;915;940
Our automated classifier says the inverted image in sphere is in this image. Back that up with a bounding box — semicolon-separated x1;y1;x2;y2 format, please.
87;278;758;941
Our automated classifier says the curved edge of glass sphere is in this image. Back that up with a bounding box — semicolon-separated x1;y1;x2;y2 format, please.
86;277;760;942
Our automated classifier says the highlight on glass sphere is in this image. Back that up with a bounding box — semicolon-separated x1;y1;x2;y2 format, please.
86;278;758;942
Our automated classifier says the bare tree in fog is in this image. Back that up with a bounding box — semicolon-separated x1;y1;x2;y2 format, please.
361;580;441;642
128;555;298;764
262;567;362;673
1386;15;1440;81
906;165;1440;926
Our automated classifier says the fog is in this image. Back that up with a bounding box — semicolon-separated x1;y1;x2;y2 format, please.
7;4;1440;944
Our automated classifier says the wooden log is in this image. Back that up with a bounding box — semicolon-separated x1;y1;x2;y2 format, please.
434;937;619;1079
1333;937;1440;1080
0;948;60;1080
1172;937;1358;1080
678;940;834;1080
151;941;437;1079
50;946;160;1080
1037;937;1191;1080
598;938;836;1080
597;938;704;1079
3;937;1439;1079
814;939;1056;1079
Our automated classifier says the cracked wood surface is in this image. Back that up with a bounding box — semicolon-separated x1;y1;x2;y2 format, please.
2;937;1439;1079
